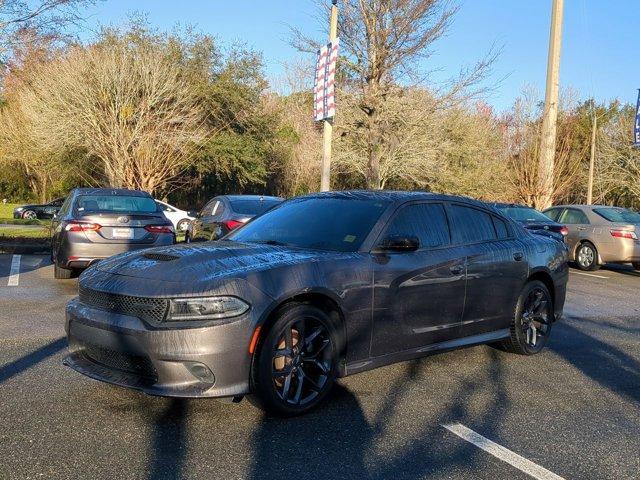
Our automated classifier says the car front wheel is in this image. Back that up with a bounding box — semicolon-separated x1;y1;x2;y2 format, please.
22;210;37;220
501;280;553;355
251;304;338;416
576;242;599;271
177;218;190;232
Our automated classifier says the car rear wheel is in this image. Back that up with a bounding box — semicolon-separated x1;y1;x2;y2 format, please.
633;262;640;271
501;280;553;355
177;219;190;232
576;242;599;271
22;210;37;220
54;262;74;279
251;304;338;416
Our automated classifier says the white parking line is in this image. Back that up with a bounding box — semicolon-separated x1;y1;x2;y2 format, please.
442;423;565;480
7;254;21;286
571;271;609;279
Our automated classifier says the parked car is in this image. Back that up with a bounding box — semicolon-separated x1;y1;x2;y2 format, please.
186;195;283;242
155;200;196;232
543;204;640;271
64;191;568;416
51;188;175;279
13;198;65;220
493;203;568;242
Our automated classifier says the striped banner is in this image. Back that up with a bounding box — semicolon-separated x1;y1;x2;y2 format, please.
313;38;339;122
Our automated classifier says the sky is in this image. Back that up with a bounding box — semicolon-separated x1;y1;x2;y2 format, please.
78;0;640;112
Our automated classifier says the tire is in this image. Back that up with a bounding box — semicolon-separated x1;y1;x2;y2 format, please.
54;262;73;279
22;210;37;220
575;241;599;271
184;232;191;243
501;280;554;355
633;262;640;271
250;303;339;416
177;218;191;232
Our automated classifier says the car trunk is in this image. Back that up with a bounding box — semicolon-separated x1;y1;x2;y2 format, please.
77;212;167;244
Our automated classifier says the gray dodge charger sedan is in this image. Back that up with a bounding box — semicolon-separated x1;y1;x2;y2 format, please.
64;191;569;416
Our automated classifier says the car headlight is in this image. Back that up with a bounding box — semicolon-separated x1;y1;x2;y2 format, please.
14;207;24;212
168;296;250;321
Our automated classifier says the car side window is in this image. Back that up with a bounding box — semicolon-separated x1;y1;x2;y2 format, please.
58;196;72;217
492;216;510;239
383;203;451;249
212;201;225;218
560;208;589;225
544;208;563;222
449;204;498;244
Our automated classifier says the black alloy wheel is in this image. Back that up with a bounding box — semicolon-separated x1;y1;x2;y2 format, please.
502;280;553;355
251;304;337;416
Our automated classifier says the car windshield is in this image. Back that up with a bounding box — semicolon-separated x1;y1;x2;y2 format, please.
229;198;282;215
75;195;158;213
496;206;553;223
593;207;640;224
227;197;390;252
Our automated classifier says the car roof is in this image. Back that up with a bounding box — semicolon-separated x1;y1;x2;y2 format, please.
492;202;534;208
222;195;283;201
296;190;493;209
73;188;151;197
545;204;612;211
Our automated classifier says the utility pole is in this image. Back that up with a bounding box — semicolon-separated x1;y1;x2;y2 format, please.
320;0;338;192
586;113;597;205
536;0;564;209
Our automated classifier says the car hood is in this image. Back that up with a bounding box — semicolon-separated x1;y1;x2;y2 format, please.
94;241;337;283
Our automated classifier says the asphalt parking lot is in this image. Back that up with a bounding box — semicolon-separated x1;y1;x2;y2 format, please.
0;254;638;480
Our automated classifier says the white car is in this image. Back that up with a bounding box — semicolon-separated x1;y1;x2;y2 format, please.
155;200;195;232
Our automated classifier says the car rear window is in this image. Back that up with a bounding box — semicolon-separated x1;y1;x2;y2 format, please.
593;207;640;224
497;206;553;223
229;199;281;215
75;195;158;213
228;197;389;252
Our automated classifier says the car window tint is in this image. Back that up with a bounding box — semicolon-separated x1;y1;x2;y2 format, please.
211;201;225;217
74;195;157;213
593;207;640;224
543;208;563;221
492;216;510;239
229;199;281;215
200;199;218;217
384;203;450;249
58;196;72;216
561;208;589;224
228;198;389;252
449;204;497;243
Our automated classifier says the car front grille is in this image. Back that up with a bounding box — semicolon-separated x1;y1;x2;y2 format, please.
82;343;158;381
79;286;168;323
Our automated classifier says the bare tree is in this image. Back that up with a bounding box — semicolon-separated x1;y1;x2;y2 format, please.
16;41;209;194
292;0;498;189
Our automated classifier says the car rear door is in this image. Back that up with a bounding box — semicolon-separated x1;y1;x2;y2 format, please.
447;203;529;336
370;201;467;356
558;208;591;254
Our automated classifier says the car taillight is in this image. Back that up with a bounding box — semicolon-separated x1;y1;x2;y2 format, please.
145;225;174;234
610;229;637;240
559;226;569;236
223;219;245;230
65;222;101;232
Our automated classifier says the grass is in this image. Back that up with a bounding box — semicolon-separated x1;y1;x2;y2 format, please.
0;226;51;239
0;203;19;219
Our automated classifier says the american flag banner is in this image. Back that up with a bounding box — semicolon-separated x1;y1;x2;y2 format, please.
313;38;339;122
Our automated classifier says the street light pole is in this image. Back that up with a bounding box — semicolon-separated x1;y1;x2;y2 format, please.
320;0;338;192
536;0;564;209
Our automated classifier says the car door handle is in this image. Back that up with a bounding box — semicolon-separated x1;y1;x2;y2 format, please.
450;265;464;275
513;252;524;261
577;227;587;231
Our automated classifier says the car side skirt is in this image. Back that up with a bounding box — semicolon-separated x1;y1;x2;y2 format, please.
344;329;510;376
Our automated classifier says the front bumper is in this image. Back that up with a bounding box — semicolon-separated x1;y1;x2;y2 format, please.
64;298;255;398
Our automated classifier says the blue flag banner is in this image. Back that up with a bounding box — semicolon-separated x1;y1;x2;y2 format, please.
635;89;640;147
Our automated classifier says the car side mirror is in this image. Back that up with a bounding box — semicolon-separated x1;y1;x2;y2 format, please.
375;235;420;253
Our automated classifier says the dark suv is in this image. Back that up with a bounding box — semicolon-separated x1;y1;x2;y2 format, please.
51;188;175;279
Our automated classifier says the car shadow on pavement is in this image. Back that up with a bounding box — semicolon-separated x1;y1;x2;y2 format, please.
0;254;51;283
145;398;189;480
551;322;640;404
246;347;512;480
0;337;66;384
